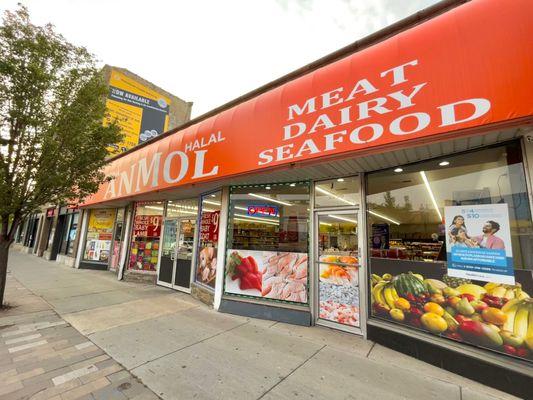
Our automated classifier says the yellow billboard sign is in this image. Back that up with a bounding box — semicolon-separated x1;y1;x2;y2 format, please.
105;70;172;155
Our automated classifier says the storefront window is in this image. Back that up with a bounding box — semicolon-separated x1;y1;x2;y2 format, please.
225;182;309;303
314;176;360;208
367;141;533;362
195;191;222;289
166;199;199;218
83;209;116;263
128;202;163;271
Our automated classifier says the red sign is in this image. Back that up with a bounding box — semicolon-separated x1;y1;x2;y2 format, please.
200;211;220;242
98;233;113;241
83;0;533;206
133;215;162;238
248;205;279;217
46;208;56;218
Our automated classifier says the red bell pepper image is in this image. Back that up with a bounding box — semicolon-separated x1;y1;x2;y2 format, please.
226;252;262;292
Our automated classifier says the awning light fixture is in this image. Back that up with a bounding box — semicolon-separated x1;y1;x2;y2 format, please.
234;217;279;226
248;193;292;206
368;210;400;225
327;214;357;224
315;186;356;206
420;170;443;221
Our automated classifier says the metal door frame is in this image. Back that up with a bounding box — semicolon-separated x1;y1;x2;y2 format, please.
157;217;179;289
172;216;196;293
157;215;198;293
313;208;365;335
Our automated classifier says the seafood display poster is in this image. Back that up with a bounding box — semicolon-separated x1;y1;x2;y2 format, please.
319;255;360;327
444;204;514;285
225;249;308;303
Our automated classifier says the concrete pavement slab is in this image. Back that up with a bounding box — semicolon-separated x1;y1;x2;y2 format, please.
270;322;374;357
259;345;461;400
89;305;248;369
46;289;140;314
34;284;121;300
63;294;199;335
132;322;324;400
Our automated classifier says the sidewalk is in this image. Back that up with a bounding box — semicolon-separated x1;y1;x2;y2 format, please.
1;252;522;400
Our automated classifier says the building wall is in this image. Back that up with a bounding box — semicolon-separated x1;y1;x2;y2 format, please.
101;65;193;139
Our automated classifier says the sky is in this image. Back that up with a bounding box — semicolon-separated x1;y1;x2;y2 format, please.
1;0;439;118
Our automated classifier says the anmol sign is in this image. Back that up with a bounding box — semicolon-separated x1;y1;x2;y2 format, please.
84;0;533;206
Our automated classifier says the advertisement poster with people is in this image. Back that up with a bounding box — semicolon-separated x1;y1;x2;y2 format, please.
444;204;514;284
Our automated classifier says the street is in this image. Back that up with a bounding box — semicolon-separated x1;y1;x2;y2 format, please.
0;252;520;400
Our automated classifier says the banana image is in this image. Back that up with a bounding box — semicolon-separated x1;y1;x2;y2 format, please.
514;305;529;339
502;300;519;332
383;286;397;309
372;282;389;309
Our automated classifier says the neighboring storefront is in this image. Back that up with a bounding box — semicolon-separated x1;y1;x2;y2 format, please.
126;202;163;279
77;0;533;395
80;208;116;269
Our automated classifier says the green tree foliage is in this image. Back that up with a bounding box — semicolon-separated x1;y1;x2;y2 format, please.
0;5;121;305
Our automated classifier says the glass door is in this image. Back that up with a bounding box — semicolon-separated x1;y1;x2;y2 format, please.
315;210;362;333
173;218;196;291
158;218;178;287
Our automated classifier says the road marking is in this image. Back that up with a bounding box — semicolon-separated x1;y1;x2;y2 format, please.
8;339;48;353
52;365;98;386
75;341;95;350
4;333;42;345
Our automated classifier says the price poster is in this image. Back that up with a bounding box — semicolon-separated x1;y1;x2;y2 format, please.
200;211;220;242
133;215;162;238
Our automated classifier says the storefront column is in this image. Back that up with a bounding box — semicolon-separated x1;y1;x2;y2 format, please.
118;205;133;280
523;134;533;207
213;186;229;310
359;173;369;339
74;209;89;269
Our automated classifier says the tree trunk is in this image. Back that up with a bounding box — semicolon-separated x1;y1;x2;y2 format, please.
0;240;10;308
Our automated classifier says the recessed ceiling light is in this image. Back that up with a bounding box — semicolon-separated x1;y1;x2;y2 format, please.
337;178;345;182
265;186;271;190
439;161;450;166
394;168;403;173
210;194;216;197
289;183;296;187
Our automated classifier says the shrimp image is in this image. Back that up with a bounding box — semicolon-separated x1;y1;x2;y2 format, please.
260;252;308;303
198;246;217;285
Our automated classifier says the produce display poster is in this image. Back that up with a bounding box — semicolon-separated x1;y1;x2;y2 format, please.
318;255;359;327
105;70;171;156
224;249;308;303
444;204;514;284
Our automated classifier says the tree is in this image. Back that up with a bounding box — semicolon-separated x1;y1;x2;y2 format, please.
0;6;121;306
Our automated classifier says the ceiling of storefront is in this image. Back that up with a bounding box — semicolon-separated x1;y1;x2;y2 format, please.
88;126;531;208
